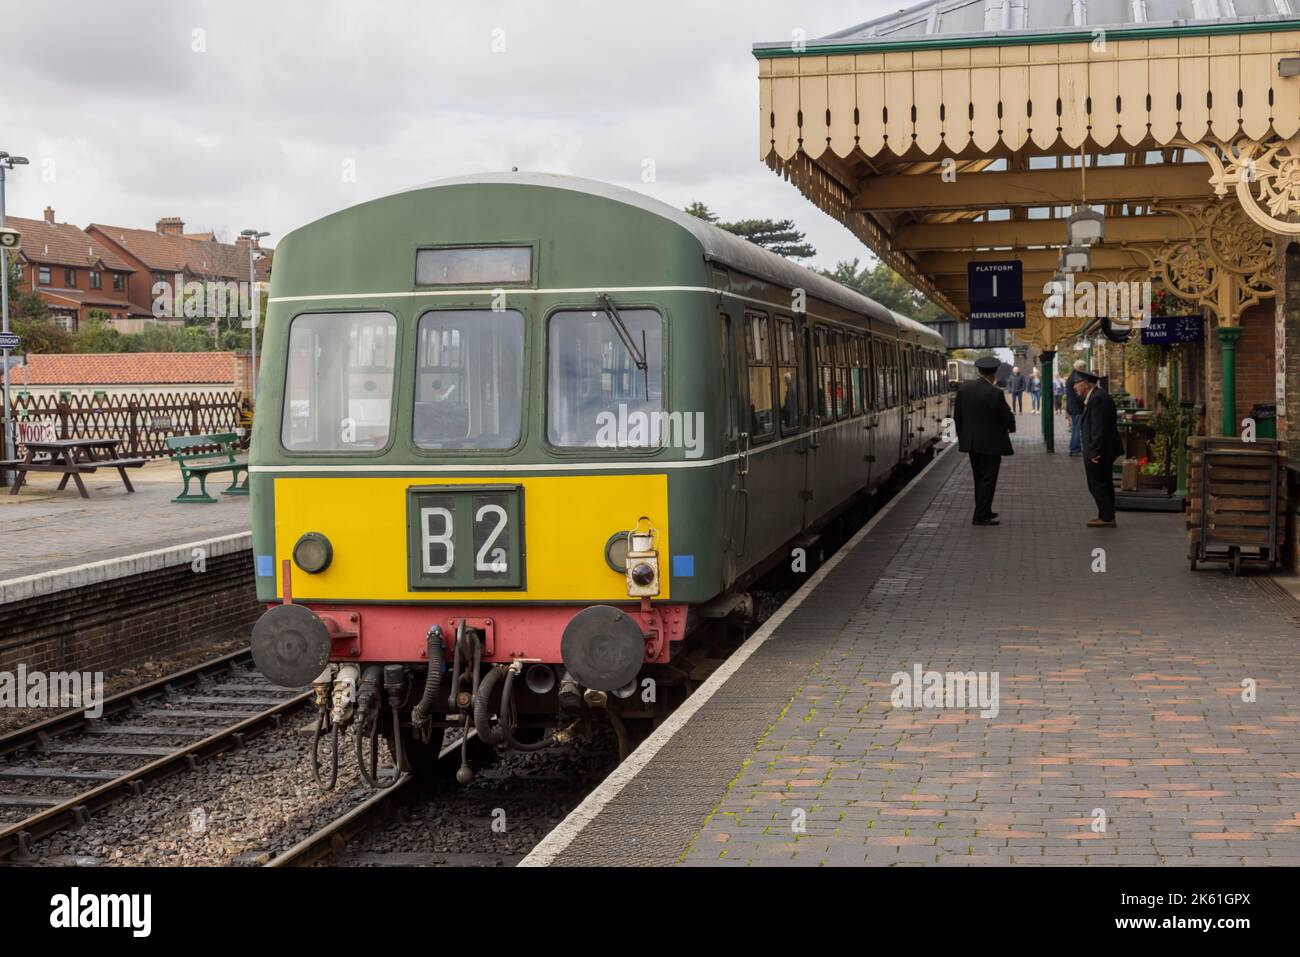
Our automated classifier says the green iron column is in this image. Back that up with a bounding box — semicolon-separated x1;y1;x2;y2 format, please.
1040;349;1056;452
1172;348;1188;499
1217;325;1243;437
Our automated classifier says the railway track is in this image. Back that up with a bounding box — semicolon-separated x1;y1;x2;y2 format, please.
266;736;464;868
0;649;309;862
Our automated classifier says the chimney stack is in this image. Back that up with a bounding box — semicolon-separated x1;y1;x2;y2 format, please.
43;206;55;224
156;216;185;237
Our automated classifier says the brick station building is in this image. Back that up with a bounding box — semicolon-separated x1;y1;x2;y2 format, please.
6;208;150;331
754;0;1300;447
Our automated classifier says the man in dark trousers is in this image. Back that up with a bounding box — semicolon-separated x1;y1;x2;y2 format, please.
1007;365;1027;413
954;355;1016;526
1074;369;1124;527
1065;358;1087;455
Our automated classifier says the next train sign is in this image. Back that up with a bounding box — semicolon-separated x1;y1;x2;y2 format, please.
967;260;1025;330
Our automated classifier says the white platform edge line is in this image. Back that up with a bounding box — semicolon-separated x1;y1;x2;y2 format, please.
518;441;956;867
0;532;253;604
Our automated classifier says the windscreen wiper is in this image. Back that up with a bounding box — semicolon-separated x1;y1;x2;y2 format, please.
597;293;649;395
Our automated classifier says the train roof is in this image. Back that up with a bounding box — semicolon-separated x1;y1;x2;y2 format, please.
392;173;942;345
890;309;946;346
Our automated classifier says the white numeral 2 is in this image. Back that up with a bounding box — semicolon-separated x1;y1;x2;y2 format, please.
476;504;508;573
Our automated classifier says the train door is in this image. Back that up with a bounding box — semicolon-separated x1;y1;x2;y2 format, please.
862;331;878;489
800;323;823;528
902;345;916;457
880;336;904;473
719;310;746;580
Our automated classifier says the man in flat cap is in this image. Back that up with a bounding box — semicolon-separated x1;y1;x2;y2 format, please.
954;355;1016;525
1073;369;1124;527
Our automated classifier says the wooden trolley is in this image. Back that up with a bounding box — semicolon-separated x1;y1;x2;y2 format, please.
1187;436;1287;575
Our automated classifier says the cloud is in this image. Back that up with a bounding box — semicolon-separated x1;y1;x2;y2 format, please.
4;0;902;271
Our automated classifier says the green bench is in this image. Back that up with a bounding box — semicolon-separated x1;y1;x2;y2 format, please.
167;432;249;503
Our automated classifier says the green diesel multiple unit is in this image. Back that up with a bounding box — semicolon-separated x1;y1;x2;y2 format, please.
249;174;946;781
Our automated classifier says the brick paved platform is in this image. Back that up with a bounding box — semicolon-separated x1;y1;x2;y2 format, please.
529;416;1300;866
0;460;249;582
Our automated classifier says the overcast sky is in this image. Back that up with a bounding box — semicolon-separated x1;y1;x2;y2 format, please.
3;0;907;272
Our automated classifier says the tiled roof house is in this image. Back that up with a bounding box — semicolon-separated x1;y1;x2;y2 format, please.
7;209;148;330
85;218;273;321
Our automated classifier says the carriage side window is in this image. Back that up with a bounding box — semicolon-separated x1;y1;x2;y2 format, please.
414;309;524;450
888;341;899;406
872;339;884;410
833;331;850;418
282;311;397;452
864;335;876;410
850;336;863;416
879;340;889;407
548;307;663;448
776;317;800;433
815;327;833;420
745;311;775;440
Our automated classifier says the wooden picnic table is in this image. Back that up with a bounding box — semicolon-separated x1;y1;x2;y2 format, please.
2;438;146;498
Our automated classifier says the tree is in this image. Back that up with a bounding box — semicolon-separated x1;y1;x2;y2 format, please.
11;312;73;353
131;324;213;352
684;201;718;223
717;218;816;260
821;258;949;324
682;204;817;261
72;318;126;353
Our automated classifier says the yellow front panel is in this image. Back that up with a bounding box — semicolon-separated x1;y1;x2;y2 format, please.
273;474;669;601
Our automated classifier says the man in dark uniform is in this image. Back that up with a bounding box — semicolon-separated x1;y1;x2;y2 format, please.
954;355;1016;525
1074;369;1124;527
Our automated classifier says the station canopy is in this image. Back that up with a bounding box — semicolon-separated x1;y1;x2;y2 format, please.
755;0;1300;348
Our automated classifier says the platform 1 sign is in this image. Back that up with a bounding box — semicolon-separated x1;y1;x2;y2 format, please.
1140;313;1202;345
967;260;1025;330
967;260;1022;304
0;332;19;351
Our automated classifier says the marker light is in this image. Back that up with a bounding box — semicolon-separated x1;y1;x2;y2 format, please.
292;532;333;574
630;563;656;587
